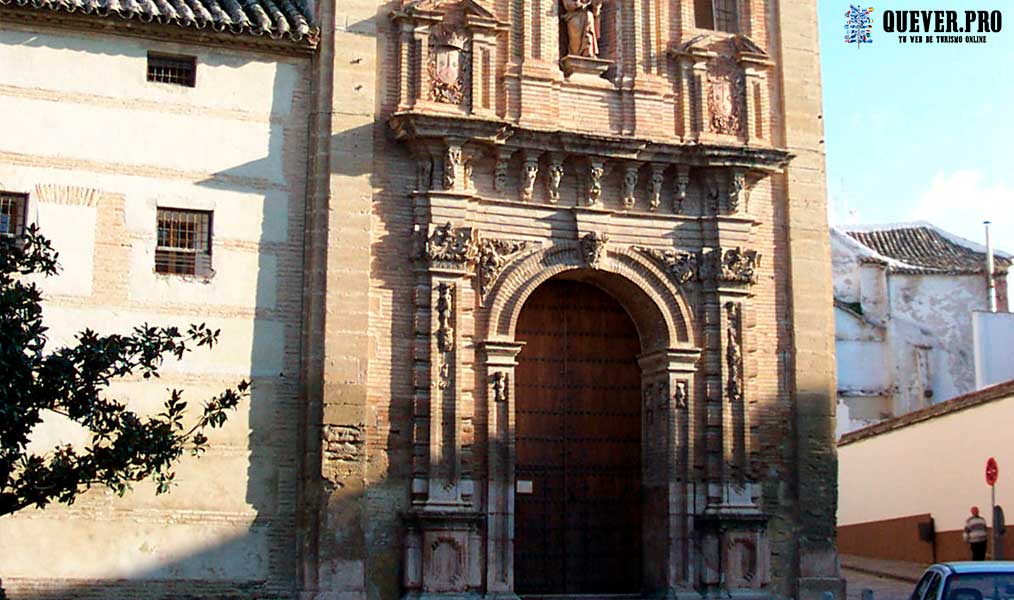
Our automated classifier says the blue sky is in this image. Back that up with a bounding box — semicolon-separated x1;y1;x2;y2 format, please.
818;0;1014;252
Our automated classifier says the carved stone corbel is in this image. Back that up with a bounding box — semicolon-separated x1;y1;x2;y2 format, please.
586;159;605;207
493;147;515;192
520;151;541;202
546;154;565;204
649;164;665;211
622;164;639;210
674;166;690;214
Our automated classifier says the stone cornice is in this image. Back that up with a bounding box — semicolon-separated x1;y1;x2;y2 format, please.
1;5;319;57
388;111;793;173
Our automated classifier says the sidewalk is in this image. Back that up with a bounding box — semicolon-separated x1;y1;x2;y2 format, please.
841;553;928;583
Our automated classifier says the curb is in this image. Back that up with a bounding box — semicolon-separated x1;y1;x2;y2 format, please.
841;563;922;584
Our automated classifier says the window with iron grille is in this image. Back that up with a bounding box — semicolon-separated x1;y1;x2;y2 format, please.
0;192;27;237
147;53;197;87
695;0;739;33
155;208;212;277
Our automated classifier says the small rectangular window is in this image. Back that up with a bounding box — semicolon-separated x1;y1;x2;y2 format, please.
0;192;27;237
155;208;212;277
695;0;738;33
147;53;197;87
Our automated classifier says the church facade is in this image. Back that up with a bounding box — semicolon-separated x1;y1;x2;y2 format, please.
0;0;842;598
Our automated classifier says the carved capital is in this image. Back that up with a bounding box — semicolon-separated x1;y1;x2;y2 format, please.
622;164;639;210
649;164;665;212
701;247;761;285
673;166;690;214
520;152;541;202
546;155;565;204
586;160;605;207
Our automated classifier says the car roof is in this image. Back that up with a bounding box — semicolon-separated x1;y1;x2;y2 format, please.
936;562;1014;574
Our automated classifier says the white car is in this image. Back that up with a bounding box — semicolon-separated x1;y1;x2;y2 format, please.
911;563;1014;600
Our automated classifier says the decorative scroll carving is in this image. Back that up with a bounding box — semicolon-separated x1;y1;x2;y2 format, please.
586;160;604;206
478;238;529;302
580;231;609;268
633;246;698;285
674;380;689;409
424;222;478;267
701;247;760;285
443;146;462;190
622;165;638;210
674;167;689;214
649;164;664;211
725;302;743;404
561;0;603;58
491;372;508;403
428;27;468;105
520;156;539;202
546;157;564;204
708;57;744;135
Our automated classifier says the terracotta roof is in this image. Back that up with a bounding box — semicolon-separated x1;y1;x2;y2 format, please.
0;0;317;43
843;224;1011;275
838;379;1014;446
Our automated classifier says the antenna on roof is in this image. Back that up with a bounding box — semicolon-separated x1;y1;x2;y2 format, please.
985;221;997;313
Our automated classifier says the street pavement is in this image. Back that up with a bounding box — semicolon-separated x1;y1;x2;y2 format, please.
844;568;916;600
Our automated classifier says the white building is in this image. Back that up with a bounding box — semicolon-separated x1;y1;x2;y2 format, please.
832;222;1011;437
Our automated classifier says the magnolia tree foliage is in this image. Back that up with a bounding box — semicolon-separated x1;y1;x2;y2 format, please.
0;226;247;517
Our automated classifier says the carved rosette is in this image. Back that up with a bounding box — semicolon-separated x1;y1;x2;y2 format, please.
423;222;479;269
634;246;698;285
702;247;761;285
580;232;608;268
428;26;469;105
707;57;745;135
725;302;743;404
477;237;529;302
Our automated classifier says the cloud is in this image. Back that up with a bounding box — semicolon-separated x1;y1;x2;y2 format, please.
908;170;1014;255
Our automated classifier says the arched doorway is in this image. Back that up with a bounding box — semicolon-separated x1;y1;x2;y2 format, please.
513;278;643;595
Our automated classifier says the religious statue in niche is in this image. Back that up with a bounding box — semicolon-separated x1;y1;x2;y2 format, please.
561;0;604;58
428;27;468;104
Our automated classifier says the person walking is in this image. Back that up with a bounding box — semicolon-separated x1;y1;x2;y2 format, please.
964;506;989;560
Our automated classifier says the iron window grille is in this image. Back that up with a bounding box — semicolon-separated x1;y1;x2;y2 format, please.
0;192;27;237
147;53;197;87
155;208;213;277
695;0;738;33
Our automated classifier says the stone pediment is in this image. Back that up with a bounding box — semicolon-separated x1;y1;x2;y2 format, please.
394;0;496;21
669;34;770;65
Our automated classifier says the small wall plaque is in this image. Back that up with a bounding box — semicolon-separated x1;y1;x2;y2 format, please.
516;480;533;494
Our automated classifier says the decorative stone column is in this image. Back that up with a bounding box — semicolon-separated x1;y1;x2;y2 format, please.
481;341;526;597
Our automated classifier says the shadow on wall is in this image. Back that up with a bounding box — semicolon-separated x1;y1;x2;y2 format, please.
0;44;324;600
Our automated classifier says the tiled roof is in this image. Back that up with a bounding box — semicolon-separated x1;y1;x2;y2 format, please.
839;378;1014;446
0;0;316;43
844;224;1011;275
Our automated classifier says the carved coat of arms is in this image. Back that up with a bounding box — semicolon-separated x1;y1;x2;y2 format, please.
707;58;744;135
428;27;468;105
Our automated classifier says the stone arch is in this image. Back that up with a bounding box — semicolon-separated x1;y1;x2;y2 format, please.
485;242;696;351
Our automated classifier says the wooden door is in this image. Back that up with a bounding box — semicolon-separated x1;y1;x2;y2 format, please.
514;280;643;595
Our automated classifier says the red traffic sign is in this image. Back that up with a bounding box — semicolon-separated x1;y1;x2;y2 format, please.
987;457;999;486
